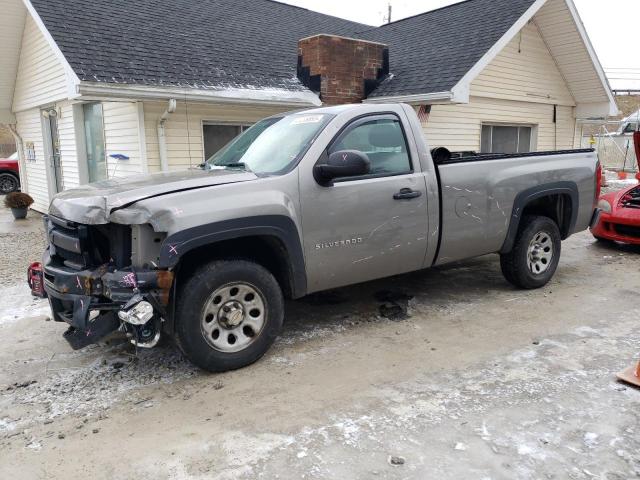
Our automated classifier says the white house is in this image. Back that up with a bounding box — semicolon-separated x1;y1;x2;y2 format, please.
0;0;617;212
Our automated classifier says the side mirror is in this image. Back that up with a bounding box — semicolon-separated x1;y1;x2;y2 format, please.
313;150;371;185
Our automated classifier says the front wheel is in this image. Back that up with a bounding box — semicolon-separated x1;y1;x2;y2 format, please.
500;215;561;289
0;173;19;194
175;260;284;372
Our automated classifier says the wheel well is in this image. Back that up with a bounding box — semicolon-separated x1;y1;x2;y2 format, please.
0;170;19;179
521;193;573;238
175;235;295;299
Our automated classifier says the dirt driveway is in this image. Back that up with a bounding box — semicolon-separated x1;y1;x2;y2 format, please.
1;203;639;479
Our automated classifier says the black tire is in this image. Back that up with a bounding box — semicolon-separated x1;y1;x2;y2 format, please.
175;260;284;372
500;215;561;289
0;173;19;194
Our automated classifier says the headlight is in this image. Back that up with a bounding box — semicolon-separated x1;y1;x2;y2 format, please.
597;199;612;213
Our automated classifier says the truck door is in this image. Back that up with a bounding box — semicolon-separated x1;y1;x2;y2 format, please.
300;113;429;293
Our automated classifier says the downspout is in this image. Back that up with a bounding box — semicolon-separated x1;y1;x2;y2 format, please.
7;124;28;193
157;99;177;172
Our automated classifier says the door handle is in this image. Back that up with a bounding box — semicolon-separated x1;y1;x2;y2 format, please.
393;188;422;200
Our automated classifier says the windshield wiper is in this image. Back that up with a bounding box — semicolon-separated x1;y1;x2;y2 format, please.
221;162;252;172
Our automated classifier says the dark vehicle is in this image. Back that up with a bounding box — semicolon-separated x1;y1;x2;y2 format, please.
0;154;20;194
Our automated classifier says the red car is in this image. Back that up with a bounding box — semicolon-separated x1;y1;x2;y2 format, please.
591;182;640;244
0;154;20;194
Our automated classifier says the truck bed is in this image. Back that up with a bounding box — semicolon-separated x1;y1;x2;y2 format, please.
431;148;598;265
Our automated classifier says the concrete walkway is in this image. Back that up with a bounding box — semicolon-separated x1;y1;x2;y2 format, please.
0;201;43;234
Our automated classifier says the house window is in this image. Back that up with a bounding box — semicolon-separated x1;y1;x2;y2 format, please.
203;123;250;160
481;125;533;154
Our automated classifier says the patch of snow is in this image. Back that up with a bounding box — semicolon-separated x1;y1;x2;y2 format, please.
572;326;601;338
517;444;534;455
216;431;295;478
516;443;547;461
0;284;50;325
25;438;42;451
584;432;599;448
603;170;639;190
0;417;17;432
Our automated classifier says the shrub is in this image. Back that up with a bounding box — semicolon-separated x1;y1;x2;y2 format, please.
4;192;34;209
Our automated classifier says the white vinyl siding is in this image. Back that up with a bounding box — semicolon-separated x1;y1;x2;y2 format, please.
424;17;580;154
534;0;610;104
58;102;81;189
470;22;575;107
423;97;575;152
103;102;145;177
15;108;49;212
143;101;288;172
0;0;26;119
12;15;69;112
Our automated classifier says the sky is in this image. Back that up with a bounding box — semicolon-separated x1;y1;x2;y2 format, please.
278;0;640;90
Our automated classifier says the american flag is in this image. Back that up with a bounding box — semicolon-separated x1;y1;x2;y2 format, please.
417;105;431;124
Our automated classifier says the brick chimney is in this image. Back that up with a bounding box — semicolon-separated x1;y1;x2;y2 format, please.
297;34;389;105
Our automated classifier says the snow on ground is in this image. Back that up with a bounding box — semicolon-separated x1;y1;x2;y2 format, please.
604;170;639;192
0;284;50;325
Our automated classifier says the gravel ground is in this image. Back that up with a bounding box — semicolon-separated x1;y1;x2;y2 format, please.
0;202;46;288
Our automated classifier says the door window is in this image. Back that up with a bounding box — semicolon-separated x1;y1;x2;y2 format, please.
83;103;106;182
330;117;412;176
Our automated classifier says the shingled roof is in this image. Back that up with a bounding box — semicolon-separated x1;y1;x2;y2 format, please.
29;0;537;98
359;0;537;98
29;0;366;92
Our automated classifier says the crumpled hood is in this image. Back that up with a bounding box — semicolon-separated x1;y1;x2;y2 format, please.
49;168;257;224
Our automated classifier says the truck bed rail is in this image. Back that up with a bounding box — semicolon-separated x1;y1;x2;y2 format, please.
434;148;596;165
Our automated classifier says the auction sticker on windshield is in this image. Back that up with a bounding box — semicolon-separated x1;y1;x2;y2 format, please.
291;115;325;125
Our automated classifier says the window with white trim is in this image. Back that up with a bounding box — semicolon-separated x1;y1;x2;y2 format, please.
202;122;250;159
481;124;534;154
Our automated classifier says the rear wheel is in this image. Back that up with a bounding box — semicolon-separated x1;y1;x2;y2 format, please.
0;173;19;194
175;260;284;372
500;215;561;289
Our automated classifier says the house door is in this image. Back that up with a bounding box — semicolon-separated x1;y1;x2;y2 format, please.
43;108;63;193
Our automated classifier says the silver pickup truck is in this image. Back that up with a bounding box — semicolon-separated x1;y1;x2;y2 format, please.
43;103;601;372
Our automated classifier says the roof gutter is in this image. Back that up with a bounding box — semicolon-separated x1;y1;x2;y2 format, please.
363;91;455;105
77;82;322;108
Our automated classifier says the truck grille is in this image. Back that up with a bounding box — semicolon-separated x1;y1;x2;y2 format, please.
46;216;131;270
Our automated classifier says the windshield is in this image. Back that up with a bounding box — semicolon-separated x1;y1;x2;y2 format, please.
206;113;333;175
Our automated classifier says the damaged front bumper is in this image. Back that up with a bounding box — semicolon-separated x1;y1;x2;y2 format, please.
43;249;174;349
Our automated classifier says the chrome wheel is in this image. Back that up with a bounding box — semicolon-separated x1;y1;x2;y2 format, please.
527;231;553;274
201;282;266;353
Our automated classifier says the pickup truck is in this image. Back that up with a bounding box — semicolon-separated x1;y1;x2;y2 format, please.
43;103;601;372
0;153;20;194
